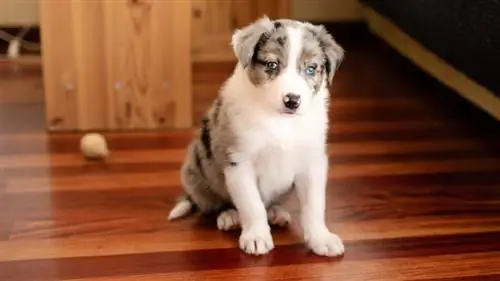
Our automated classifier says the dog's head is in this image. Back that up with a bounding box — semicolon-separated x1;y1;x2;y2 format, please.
232;16;344;115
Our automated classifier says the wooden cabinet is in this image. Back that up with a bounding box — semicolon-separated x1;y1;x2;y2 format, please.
40;0;192;131
192;0;290;62
39;0;289;132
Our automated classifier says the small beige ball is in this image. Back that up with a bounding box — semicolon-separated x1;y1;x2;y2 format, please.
80;133;109;159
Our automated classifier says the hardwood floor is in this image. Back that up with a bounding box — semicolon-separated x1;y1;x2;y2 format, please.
2;26;500;280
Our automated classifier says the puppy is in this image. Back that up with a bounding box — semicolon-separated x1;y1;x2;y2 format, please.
168;16;345;257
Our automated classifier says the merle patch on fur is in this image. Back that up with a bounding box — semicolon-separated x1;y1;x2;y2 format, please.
306;24;344;86
212;97;223;125
200;117;212;158
248;24;290;85
194;146;205;178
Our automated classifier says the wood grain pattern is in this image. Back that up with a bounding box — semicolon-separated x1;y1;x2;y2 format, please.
191;0;234;61
192;0;290;62
72;0;109;130
39;0;79;130
39;0;192;131
0;66;43;104
1;26;500;280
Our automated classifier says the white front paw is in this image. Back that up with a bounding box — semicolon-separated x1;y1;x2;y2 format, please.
239;224;274;255
307;231;345;257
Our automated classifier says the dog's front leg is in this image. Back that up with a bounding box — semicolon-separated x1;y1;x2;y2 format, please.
224;161;274;255
296;154;345;257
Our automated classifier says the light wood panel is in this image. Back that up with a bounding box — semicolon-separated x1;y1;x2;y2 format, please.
192;0;291;62
0;0;39;26
292;0;363;21
191;1;233;62
71;0;108;130
39;0;79;130
40;0;192;131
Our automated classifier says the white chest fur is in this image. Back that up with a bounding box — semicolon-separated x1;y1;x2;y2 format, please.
254;143;297;205
241;113;325;205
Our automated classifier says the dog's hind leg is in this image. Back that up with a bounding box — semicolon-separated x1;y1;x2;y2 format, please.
169;142;226;220
267;205;291;227
216;205;291;231
217;209;240;231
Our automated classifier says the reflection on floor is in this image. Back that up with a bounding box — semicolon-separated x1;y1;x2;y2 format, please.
1;26;500;281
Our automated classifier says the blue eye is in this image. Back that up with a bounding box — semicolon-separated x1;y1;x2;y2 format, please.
305;64;317;76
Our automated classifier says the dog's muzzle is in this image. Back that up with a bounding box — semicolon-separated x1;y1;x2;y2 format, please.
282;93;301;113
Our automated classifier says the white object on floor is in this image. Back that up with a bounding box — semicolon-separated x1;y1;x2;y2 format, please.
80;133;109;159
7;39;20;58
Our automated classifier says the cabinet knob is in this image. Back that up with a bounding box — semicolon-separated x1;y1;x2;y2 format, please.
193;8;202;18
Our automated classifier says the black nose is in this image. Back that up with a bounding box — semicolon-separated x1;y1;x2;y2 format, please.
283;93;301;110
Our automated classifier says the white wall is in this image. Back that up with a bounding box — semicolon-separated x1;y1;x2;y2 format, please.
292;0;363;21
0;0;39;26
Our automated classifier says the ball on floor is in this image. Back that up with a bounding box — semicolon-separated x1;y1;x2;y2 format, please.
80;133;109;159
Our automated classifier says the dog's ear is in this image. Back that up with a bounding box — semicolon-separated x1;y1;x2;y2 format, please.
231;16;274;67
307;23;345;86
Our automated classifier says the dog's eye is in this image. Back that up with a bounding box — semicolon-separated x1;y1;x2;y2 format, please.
305;64;318;76
266;61;278;71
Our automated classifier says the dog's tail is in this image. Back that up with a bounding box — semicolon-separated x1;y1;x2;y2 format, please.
168;195;196;221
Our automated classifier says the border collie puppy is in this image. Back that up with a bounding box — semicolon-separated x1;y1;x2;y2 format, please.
169;16;345;257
